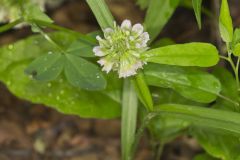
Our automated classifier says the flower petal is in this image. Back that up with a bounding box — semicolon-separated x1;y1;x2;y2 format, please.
104;28;114;38
96;35;102;41
121;19;132;30
93;46;105;57
140;32;150;44
102;62;114;73
97;58;106;66
132;23;144;36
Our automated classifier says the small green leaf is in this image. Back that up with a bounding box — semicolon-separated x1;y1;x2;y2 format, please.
64;54;106;90
144;0;180;42
233;43;240;56
141;42;219;67
121;79;138;160
232;28;240;45
133;72;153;111
144;63;221;103
219;0;233;42
66;39;95;57
192;0;202;29
232;28;240;56
25;53;64;81
86;0;114;30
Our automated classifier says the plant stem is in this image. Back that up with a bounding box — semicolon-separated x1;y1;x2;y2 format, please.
32;24;66;54
154;143;164;160
130;113;157;158
31;19;97;44
0;19;23;33
121;79;138;160
235;58;240;89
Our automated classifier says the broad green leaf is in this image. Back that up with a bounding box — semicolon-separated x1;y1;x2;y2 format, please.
86;0;114;30
121;79;138;160
64;54;106;90
144;63;221;103
192;0;202;29
194;153;219;160
212;67;238;110
144;0;180;42
25;53;64;81
66;39;95;57
219;0;233;42
133;72;153;111
0;32;121;118
155;104;240;134
191;127;240;160
141;43;219;67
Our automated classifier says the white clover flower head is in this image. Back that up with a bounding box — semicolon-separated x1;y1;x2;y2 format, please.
93;19;150;78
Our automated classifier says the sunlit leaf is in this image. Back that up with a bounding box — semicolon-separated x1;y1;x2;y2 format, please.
192;0;202;29
219;0;233;42
141;42;219;67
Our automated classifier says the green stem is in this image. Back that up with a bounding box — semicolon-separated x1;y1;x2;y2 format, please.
0;19;23;33
31;19;97;44
131;113;156;158
121;79;138;160
32;24;66;54
154;143;164;160
235;57;240;89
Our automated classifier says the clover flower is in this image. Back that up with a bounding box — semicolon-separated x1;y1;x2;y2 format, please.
93;20;150;78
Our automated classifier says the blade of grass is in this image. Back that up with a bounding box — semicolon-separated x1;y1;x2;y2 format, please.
154;104;240;135
121;79;138;160
86;0;114;30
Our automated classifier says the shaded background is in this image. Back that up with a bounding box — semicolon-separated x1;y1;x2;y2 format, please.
0;0;240;159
